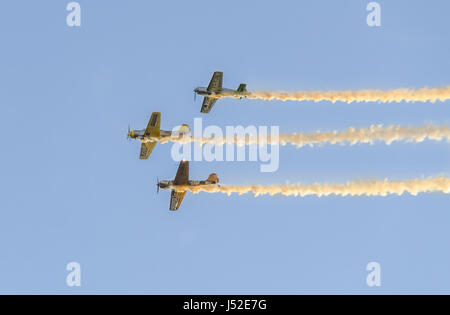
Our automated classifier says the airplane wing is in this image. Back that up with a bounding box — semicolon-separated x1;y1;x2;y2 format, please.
207;71;223;92
200;97;218;113
173;160;189;185
168;161;189;210
144;112;161;136
139;141;157;159
169;190;186;211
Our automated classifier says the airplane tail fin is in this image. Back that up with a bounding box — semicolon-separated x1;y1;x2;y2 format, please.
207;173;219;184
178;124;190;135
174;124;190;139
237;83;247;93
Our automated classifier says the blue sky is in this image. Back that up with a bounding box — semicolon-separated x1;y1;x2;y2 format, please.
0;0;449;294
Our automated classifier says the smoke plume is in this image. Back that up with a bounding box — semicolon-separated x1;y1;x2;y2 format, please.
162;124;450;148
179;176;450;197
232;86;450;103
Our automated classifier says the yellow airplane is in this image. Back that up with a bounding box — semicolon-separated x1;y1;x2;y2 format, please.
127;112;189;159
157;160;219;210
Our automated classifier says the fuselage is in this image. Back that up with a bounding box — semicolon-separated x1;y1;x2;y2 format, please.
129;129;172;143
194;87;243;98
158;180;219;191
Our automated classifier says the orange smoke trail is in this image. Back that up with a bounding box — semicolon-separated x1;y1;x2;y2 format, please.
180;176;450;197
221;86;450;103
162;124;450;148
276;124;450;148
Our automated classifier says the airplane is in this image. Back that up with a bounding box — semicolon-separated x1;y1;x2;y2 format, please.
157;160;219;211
194;71;248;113
127;112;190;159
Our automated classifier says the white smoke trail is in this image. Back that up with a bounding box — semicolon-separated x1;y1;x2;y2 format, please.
161;124;450;148
220;86;450;103
276;124;450;148
181;176;450;197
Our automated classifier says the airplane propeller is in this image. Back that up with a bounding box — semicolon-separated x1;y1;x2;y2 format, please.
156;177;160;194
127;125;131;140
194;91;197;102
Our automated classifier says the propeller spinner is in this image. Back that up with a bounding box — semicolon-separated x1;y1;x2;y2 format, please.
127;125;131;140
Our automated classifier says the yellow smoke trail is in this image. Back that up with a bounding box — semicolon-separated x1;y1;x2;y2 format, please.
161;124;450;148
221;86;450;103
179;176;450;197
277;124;450;148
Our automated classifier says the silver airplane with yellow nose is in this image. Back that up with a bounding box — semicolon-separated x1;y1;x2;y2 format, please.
194;71;248;114
157;160;219;210
127;112;189;159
